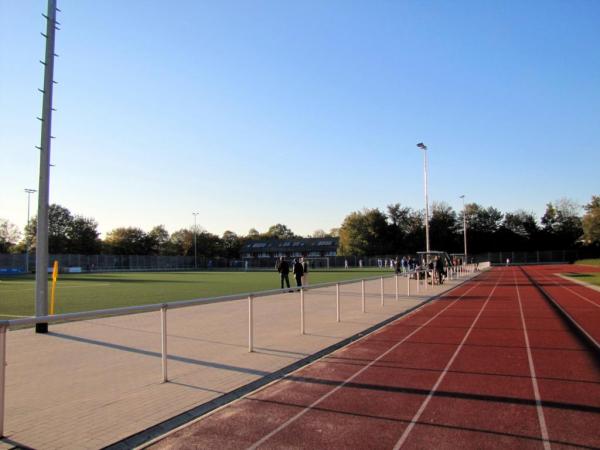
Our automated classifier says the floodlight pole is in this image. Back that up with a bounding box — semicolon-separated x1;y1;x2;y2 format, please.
192;212;198;269
417;143;430;253
460;195;468;263
35;0;59;334
24;189;37;273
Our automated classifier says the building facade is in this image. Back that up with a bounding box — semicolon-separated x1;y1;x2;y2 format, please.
241;238;339;259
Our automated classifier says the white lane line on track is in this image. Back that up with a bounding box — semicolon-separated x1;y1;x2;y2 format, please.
540;272;600;309
514;269;551;450
393;270;502;450
246;276;485;450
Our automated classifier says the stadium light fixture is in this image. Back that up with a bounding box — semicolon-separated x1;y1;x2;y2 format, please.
192;212;199;269
416;143;430;253
460;195;468;263
24;189;37;273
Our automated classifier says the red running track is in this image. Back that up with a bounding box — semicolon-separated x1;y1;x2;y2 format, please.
523;264;600;346
150;267;600;450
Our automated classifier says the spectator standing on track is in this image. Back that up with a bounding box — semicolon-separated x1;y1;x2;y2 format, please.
301;257;309;286
293;258;304;287
276;257;291;289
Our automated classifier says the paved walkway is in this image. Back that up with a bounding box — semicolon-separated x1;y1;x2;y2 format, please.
0;273;474;449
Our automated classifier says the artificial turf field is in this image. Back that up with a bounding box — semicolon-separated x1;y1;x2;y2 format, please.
0;269;392;319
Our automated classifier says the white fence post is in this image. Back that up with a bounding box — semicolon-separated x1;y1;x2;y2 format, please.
395;275;399;301
300;288;305;335
336;283;340;322
0;325;7;437
361;279;366;313
248;294;254;352
161;306;168;383
380;277;384;306
407;273;411;296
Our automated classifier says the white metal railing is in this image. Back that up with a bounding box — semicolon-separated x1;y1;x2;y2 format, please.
0;264;479;437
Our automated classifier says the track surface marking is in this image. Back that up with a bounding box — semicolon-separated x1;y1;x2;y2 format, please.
149;267;600;449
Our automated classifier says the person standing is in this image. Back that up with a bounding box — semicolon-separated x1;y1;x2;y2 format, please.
293;258;304;287
394;257;401;275
277;256;290;289
301;257;309;286
435;256;444;284
344;259;349;269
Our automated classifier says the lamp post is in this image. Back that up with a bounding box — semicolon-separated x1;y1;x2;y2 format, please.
460;195;468;263
416;143;430;253
192;212;198;269
24;189;37;273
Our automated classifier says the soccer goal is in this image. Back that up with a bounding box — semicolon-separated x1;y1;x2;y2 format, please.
305;257;330;271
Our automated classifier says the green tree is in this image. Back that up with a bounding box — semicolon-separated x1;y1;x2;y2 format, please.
338;208;389;256
25;204;100;254
104;227;152;255
222;230;243;258
502;210;539;239
429;202;458;251
148;225;170;255
167;229;194;256
541;199;583;247
582;196;600;245
247;228;260;239
0;219;21;253
265;223;296;239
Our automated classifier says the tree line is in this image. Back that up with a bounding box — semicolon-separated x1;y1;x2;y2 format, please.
1;196;599;257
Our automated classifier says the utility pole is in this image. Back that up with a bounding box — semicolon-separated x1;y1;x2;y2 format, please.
193;212;199;269
35;0;59;334
24;189;37;273
417;143;430;253
460;195;468;263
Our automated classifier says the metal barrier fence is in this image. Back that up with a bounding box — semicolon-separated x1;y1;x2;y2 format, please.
1;249;589;274
0;264;480;436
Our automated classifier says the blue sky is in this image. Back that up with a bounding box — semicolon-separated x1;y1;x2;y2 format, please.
1;0;599;238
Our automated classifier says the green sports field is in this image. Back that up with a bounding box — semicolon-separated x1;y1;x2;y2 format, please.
0;269;392;319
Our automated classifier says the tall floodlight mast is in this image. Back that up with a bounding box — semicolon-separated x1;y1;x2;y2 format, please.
35;0;60;334
416;143;430;253
460;195;468;263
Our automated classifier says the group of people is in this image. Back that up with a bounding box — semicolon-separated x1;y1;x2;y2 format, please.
276;257;308;289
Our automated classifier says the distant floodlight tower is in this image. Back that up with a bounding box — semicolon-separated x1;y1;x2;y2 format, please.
35;0;59;334
24;189;37;273
416;142;430;253
192;212;199;269
460;195;468;263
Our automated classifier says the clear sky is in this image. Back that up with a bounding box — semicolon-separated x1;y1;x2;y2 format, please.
1;0;599;238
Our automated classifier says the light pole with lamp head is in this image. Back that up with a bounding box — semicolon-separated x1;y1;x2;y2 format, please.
192;212;198;269
24;189;37;273
460;195;468;263
416;143;430;253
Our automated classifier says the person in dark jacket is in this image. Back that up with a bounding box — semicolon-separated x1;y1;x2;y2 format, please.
276;257;290;289
293;258;304;287
435;256;444;284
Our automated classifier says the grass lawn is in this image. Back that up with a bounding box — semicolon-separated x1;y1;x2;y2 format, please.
565;272;600;288
575;258;600;266
0;269;393;319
